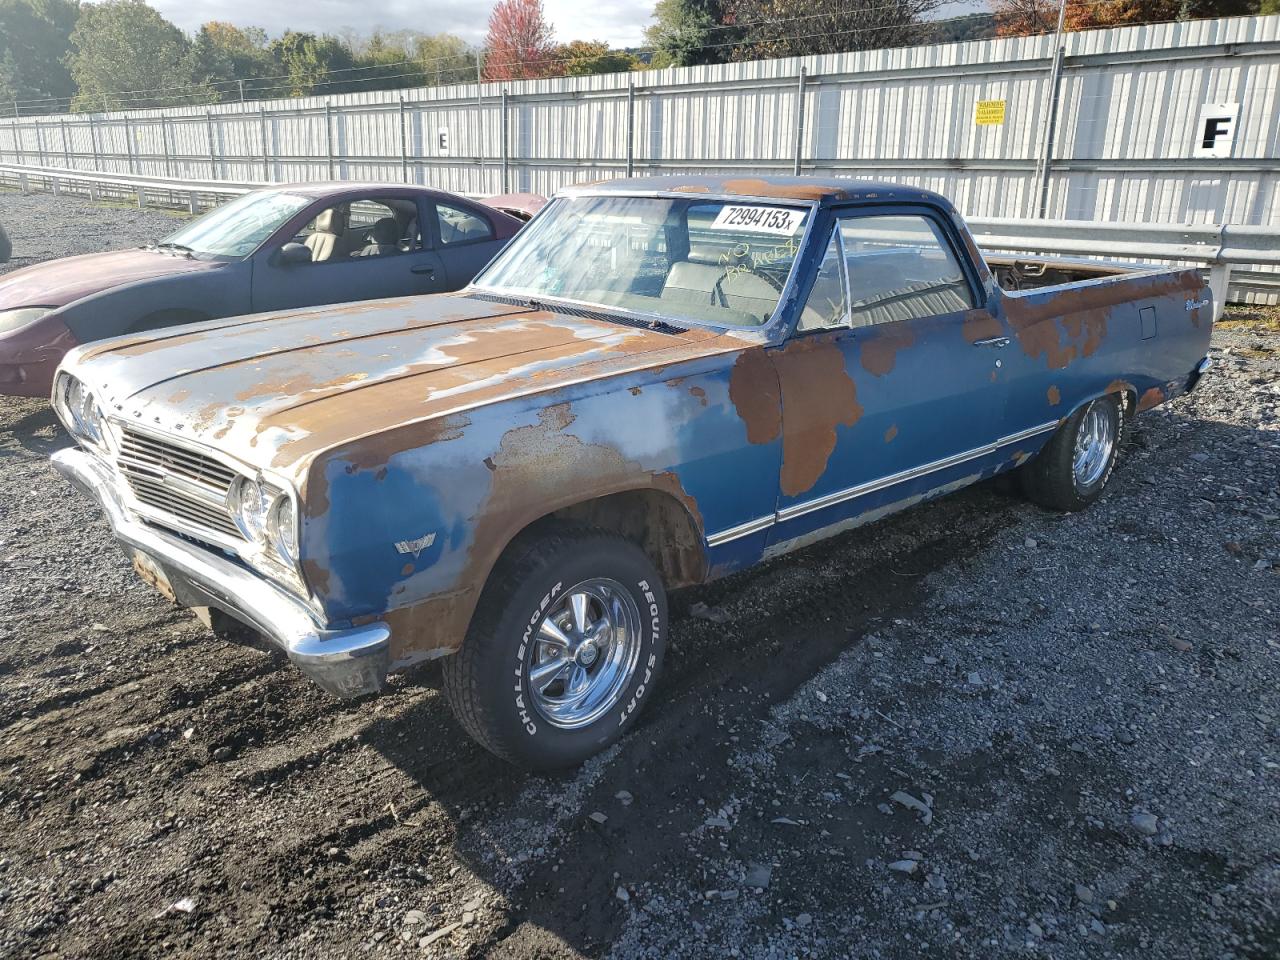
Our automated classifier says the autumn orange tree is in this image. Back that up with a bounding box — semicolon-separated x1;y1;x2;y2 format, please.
483;0;557;80
991;0;1230;36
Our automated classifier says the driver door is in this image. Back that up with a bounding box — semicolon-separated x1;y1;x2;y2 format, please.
764;207;1016;551
250;195;447;313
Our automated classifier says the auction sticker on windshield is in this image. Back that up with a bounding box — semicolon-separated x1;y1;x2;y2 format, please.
711;205;805;235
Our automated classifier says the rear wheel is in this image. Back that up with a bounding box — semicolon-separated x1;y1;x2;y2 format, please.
1021;395;1123;511
442;526;667;770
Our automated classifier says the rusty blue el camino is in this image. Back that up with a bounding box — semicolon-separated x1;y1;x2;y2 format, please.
51;177;1213;768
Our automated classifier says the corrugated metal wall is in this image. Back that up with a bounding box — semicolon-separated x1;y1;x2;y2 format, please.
0;15;1277;226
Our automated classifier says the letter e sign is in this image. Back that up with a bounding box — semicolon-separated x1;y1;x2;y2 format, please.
1193;103;1239;158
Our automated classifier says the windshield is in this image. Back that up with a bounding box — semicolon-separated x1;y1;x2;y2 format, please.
474;195;811;327
160;190;311;258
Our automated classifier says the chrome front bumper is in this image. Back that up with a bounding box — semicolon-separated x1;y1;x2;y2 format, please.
51;447;390;698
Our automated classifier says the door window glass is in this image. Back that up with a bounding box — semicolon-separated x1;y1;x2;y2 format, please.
837;215;974;326
299;199;418;262
437;203;494;245
797;227;849;332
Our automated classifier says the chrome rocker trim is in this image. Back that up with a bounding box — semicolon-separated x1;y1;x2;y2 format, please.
52;447;390;698
707;420;1060;545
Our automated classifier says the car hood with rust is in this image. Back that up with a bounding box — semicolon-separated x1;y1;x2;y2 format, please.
68;292;746;485
0;247;222;309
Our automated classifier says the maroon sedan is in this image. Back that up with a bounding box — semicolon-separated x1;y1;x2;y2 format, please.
0;183;529;398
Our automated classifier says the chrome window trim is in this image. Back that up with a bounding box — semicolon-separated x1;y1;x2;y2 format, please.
706;420;1060;545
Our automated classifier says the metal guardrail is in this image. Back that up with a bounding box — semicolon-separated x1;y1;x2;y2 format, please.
2;161;1277;319
965;217;1280;320
0;161;262;213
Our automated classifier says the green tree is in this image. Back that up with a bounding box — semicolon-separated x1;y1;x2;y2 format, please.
555;39;639;75
268;31;354;97
1261;0;1279;12
411;33;478;86
0;0;79;115
188;21;275;101
644;0;731;68
68;0;193;110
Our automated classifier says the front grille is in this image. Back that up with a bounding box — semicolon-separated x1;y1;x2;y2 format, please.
115;426;243;540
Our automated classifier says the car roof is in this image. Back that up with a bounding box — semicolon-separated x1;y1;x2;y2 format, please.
270;182;473;201
564;175;952;209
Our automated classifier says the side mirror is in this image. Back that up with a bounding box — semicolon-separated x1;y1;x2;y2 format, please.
277;242;312;266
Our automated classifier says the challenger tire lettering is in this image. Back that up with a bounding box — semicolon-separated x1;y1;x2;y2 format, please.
513;581;563;735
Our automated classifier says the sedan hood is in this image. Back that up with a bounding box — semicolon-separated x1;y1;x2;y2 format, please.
0;248;221;309
70;292;741;482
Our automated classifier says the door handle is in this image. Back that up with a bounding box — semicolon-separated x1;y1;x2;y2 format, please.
973;336;1010;348
411;265;436;278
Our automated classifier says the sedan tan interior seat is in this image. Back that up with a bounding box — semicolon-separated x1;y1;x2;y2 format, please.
305;207;346;262
356;218;402;257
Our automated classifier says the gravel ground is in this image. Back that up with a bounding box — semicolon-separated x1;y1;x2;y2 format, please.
0;189;1277;960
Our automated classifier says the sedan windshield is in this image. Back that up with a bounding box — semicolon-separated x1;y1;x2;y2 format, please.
474;195;811;327
160;190;311;258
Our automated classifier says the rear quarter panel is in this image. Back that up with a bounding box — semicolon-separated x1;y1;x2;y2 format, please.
997;267;1211;430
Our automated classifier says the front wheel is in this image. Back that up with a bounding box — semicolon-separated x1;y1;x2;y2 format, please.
442;526;667;769
1021;395;1124;511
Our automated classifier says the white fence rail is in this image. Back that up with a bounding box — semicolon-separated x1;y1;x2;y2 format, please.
0;15;1277;229
3;160;1275;320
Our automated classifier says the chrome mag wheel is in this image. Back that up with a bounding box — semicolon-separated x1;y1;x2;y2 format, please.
526;578;643;730
1073;401;1116;489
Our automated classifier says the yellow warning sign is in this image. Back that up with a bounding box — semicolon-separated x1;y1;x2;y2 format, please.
975;100;1006;126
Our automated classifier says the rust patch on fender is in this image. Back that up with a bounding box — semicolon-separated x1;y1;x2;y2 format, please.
381;402;706;664
1046;385;1061;406
1104;379;1136;405
728;348;781;444
1138;386;1165;411
1002;270;1201;370
859;326;915;377
771;337;863;497
301;558;332;596
301;413;471;520
884;424;898;443
689;385;708;407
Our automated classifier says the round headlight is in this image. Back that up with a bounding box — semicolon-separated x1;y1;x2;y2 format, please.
78;390;105;445
228;476;270;542
267;494;298;566
56;373;106;447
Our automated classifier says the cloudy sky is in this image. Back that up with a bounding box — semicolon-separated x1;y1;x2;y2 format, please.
147;0;659;47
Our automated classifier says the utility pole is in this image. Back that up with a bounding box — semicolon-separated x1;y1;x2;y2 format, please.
1031;0;1068;219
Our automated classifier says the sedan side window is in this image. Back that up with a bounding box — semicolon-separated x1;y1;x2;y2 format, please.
837;215;974;327
299;199;419;262
796;227;849;332
437;203;494;245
